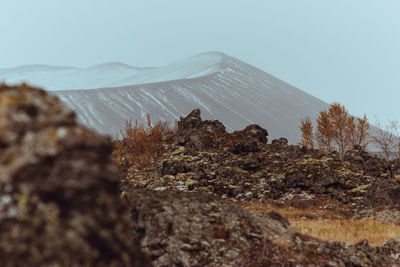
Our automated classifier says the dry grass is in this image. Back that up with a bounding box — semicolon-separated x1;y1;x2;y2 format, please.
292;219;400;246
234;200;400;246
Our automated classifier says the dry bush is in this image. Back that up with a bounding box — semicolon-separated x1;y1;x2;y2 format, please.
113;114;169;173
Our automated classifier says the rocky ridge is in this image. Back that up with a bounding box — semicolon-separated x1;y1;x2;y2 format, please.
122;109;400;217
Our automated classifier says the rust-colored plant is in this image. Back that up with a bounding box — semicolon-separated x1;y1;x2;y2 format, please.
328;103;349;155
299;117;314;149
299;103;370;156
113;114;169;173
355;115;370;148
316;111;335;152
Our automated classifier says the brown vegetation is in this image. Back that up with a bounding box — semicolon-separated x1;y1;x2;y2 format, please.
236;200;400;246
113;115;169;174
300;103;369;156
293;219;400;246
299;117;314;149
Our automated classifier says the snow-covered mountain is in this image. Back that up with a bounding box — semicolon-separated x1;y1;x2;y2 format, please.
1;52;330;143
0;53;223;91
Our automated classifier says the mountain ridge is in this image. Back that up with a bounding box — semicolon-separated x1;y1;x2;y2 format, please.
48;52;329;143
0;51;330;143
0;52;228;91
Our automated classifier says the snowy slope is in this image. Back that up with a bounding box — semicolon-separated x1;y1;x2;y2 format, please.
49;52;329;143
0;53;223;91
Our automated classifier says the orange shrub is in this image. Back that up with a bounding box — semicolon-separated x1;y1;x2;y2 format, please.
299;117;314;149
299;103;369;156
113;114;169;173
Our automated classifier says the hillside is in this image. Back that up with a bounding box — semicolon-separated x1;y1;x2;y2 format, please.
1;52;329;143
58;52;329;142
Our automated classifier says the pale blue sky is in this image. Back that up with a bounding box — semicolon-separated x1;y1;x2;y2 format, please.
1;0;399;121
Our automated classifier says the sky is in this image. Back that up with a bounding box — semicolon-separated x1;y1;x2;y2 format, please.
1;0;399;122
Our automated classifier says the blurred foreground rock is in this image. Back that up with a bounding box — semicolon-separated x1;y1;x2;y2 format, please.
0;84;150;266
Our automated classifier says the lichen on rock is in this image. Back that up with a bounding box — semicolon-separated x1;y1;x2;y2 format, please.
121;109;400;217
0;84;150;266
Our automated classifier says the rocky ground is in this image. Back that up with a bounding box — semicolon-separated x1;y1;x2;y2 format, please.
121;109;400;222
119;109;400;266
0;84;399;266
128;189;400;266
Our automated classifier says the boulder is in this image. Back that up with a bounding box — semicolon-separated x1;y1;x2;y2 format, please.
177;108;226;135
234;124;269;143
0;84;150;266
176;109;226;152
272;137;288;147
363;179;400;208
177;108;203;131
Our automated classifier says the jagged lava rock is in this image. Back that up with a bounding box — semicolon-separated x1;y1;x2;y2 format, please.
176;108;226;152
235;124;269;143
122;109;400;214
0;84;150;266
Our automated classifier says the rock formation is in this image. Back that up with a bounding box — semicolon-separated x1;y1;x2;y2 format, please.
0;84;150;266
122;109;400;215
119;109;400;266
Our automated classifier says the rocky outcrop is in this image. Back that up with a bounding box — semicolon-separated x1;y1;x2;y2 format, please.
122;109;400;213
0;84;150;266
233;124;269;143
175;108;226;153
127;189;400;266
344;145;393;178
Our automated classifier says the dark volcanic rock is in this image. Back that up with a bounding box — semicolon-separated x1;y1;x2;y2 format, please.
234;153;261;171
0;84;150;266
272;137;289;147
127;189;400;267
228;140;259;154
237;124;269;143
344;145;392;178
178;108;226;135
363;179;400;209
176;109;226;152
123;109;400;213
